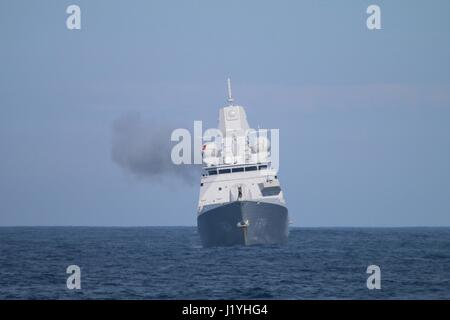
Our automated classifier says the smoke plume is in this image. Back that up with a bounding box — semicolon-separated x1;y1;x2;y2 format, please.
111;112;199;185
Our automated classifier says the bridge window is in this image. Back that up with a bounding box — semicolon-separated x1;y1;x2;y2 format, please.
208;170;217;175
232;167;244;173
219;169;231;174
258;165;268;170
245;166;257;172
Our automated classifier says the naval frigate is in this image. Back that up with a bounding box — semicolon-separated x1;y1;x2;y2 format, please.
197;79;289;247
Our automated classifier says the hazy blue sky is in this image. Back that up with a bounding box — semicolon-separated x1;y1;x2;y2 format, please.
1;0;450;226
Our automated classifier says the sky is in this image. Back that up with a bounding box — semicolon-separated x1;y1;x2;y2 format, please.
0;0;450;226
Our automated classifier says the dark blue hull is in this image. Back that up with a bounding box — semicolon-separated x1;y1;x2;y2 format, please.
197;201;289;247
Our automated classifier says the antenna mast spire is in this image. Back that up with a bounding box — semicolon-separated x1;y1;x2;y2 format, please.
227;77;234;105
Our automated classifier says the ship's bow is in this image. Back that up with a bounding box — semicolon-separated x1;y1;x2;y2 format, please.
197;201;289;247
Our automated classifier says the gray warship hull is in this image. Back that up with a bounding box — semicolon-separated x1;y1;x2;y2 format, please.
197;200;289;247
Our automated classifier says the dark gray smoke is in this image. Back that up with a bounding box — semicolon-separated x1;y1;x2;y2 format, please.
111;112;199;185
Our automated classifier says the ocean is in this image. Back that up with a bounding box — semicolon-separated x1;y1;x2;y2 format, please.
0;227;449;299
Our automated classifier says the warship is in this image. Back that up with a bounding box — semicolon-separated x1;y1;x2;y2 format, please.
197;79;289;247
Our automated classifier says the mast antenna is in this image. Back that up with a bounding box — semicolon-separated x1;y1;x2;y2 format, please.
227;77;234;105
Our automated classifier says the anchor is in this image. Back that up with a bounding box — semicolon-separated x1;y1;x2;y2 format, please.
236;220;249;228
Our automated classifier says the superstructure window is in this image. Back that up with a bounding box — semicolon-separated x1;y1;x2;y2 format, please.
232;167;244;173
245;166;257;172
208;170;217;175
258;165;268;170
218;169;231;174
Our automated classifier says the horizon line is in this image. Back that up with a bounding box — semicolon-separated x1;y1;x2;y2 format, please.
1;225;449;228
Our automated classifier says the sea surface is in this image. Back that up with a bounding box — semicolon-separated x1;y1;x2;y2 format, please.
0;227;449;299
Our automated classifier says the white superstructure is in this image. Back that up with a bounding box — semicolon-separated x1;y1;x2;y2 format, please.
197;79;286;213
